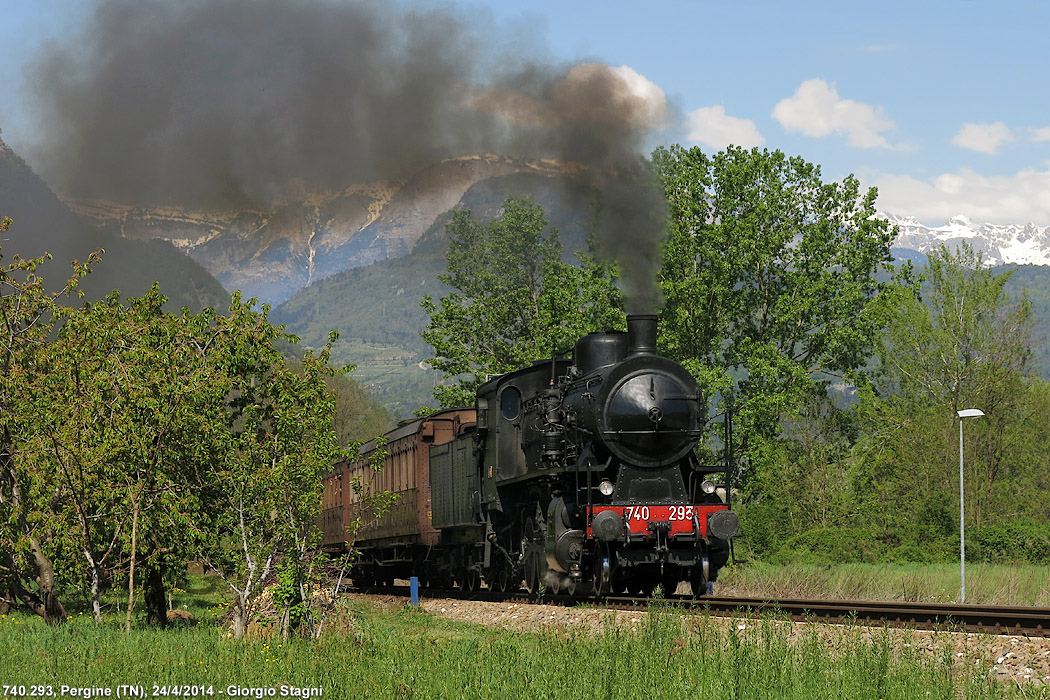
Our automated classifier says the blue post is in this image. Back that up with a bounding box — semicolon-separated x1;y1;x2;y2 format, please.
410;576;419;606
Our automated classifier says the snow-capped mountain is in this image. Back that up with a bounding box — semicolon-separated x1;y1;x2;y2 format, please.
884;213;1050;267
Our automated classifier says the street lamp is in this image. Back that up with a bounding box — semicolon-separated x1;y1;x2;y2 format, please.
956;408;984;604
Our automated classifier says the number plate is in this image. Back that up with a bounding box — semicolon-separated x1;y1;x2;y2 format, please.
587;504;729;538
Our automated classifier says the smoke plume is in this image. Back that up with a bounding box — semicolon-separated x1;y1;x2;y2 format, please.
26;0;670;312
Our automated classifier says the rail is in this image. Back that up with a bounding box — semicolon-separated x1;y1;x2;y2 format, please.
347;585;1050;637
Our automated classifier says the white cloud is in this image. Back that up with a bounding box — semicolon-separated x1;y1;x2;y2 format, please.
873;167;1050;226
685;105;764;150
603;64;670;127
772;78;901;149
952;122;1013;154
1031;126;1050;142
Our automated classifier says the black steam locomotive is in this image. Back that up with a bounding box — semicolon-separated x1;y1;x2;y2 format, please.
321;313;738;596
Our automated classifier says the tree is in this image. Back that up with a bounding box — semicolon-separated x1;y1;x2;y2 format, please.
0;217;99;623
651;145;913;468
857;244;1050;542
25;285;230;626
879;244;1033;411
421;196;623;408
0;209;347;627
4;262;345;631
292;359;393;448
188;294;343;640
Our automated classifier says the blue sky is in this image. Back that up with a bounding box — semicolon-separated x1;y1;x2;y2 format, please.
3;0;1049;225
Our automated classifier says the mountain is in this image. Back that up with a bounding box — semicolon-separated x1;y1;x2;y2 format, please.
276;205;1050;417
884;213;1050;266
0;135;228;310
68;155;579;306
881;213;1050;374
271;171;597;416
55;144;1050;416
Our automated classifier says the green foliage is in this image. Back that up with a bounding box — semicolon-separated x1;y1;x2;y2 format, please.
966;520;1050;563
652;144;913;463
741;390;859;553
180;296;344;638
880;243;1033;409
1;601;1009;699
421;196;623;408
0;232;347;631
856;244;1050;549
24;284;219;622
775;526;891;564
0;232;100;623
272;561;309;630
744;244;1050;566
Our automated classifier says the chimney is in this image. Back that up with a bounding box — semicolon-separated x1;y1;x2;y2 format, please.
626;313;658;355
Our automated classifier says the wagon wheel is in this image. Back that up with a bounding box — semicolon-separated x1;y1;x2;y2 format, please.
522;517;545;594
690;565;709;597
357;566;378;588
462;567;480;592
637;578;657;598
549;574;562;595
662;567;682;597
492;565;511;592
593;546;612;598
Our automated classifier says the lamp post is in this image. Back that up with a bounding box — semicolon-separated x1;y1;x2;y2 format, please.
956;408;985;604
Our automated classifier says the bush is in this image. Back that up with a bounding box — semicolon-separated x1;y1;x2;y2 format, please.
887;544;931;563
966;521;1050;563
771;527;890;564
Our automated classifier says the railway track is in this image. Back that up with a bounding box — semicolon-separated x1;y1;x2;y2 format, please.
348;585;1050;637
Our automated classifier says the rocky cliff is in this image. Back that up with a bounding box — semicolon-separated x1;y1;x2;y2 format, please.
68;155;575;304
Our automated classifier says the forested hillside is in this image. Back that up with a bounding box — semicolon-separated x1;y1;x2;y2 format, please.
1004;265;1050;374
272;172;596;415
0;136;229;311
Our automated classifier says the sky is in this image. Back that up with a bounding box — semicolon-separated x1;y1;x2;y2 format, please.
2;0;1049;226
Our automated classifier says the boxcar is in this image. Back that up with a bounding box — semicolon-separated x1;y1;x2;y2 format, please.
320;408;475;584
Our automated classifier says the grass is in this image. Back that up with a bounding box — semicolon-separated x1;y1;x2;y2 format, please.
1;596;1040;699
715;561;1050;606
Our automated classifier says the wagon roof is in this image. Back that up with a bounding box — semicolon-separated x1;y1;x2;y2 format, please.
347;406;474;457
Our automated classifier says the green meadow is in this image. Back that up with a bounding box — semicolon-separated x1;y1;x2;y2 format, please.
716;562;1050;606
2;593;1042;700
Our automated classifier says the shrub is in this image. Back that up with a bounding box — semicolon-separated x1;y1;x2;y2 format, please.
966;521;1050;563
773;527;889;564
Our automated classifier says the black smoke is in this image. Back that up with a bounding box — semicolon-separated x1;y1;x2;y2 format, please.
26;0;670;311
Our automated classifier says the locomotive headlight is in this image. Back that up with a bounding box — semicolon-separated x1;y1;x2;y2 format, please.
599;480;615;496
701;479;716;495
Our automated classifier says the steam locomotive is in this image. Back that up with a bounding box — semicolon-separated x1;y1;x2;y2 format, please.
321;313;738;595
